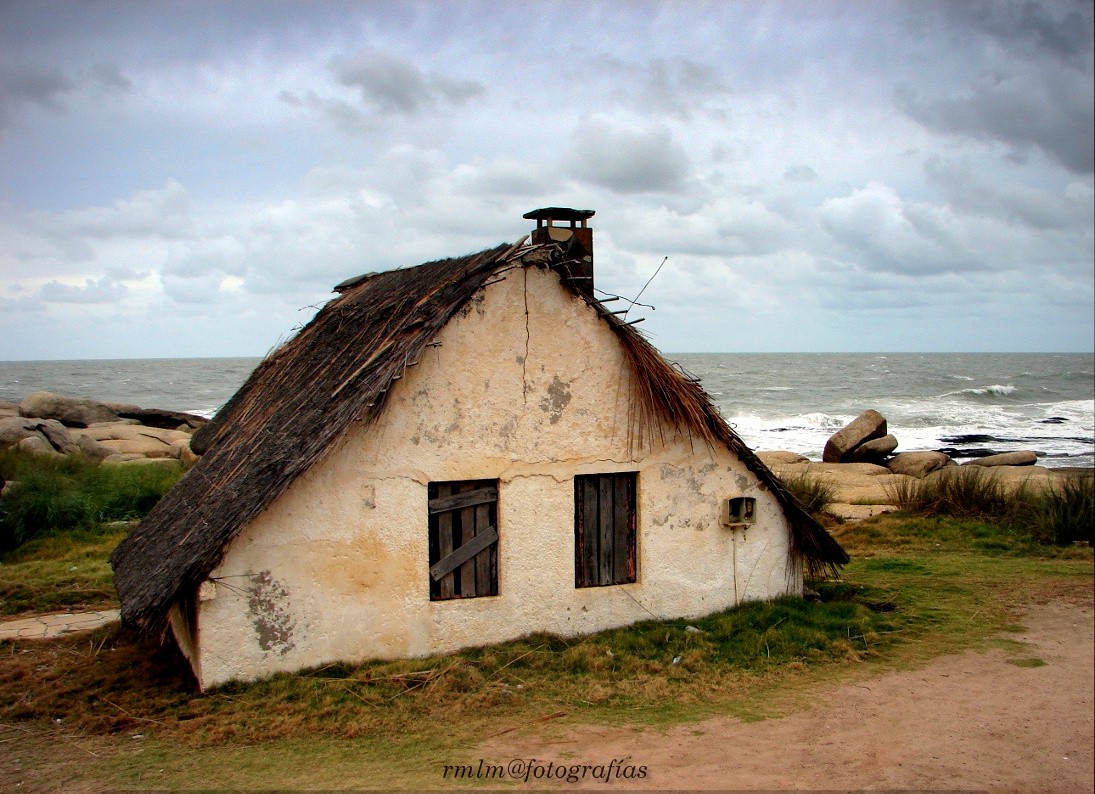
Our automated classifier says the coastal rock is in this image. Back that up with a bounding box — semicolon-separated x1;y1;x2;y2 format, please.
887;451;956;478
104;456;183;470
112;406;208;431
822;410;887;463
17;435;63;458
75;434;118;462
170;437;200;466
966;451;1038;467
850;434;898;463
18;391;121;427
35;419;81;455
0;401;19;417
0;416;48;448
101;453;147;464
757;451;810;466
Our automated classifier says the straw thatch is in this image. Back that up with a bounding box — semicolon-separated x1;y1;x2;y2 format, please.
112;238;846;633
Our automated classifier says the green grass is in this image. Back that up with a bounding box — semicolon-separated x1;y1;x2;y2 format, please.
0;524;129;615
0;448;183;550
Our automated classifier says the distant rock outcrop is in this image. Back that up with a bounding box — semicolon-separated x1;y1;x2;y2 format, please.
887;451;956;478
966;451;1038;467
3;391;208;467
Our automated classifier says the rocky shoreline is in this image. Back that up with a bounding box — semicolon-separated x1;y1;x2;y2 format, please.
0;391;204;469
765;409;1091;520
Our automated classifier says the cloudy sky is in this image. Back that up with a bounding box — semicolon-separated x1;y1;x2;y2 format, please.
1;0;1092;359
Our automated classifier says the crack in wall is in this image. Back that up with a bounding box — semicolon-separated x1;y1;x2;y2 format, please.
522;267;530;404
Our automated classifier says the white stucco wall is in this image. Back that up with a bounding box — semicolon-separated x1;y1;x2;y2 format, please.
185;265;802;689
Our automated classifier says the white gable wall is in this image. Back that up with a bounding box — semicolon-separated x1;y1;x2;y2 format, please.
188;266;801;689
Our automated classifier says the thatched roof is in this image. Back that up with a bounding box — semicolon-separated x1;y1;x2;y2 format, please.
112;238;846;632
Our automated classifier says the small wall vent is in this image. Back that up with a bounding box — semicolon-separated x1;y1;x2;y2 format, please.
720;497;756;527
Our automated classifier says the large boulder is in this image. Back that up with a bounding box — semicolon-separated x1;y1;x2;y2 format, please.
887;451;956;478
0;400;19;417
822;410;888;463
18;391;122;427
850;434;899;463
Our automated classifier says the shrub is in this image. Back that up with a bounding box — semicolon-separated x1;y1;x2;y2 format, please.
889;464;1094;547
889;466;1011;519
1026;474;1094;546
0;448;183;550
780;472;836;518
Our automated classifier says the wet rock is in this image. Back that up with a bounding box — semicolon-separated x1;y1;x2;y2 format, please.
823;410;888;463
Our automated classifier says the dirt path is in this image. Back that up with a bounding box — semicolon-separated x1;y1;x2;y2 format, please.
481;597;1094;791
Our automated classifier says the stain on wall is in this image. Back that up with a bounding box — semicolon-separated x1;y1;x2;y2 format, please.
248;571;296;655
539;376;572;424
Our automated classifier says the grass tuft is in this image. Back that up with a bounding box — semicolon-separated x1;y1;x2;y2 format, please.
887;466;1093;546
780;472;836;518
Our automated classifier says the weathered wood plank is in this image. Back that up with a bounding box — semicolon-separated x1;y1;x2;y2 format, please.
580;477;600;587
428;486;498;514
458;483;477;596
429;525;498;581
475;500;493;595
598;476;613;586
437;483;455;599
612;474;631;584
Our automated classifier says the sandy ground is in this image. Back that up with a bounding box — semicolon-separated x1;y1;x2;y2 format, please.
481;596;1094;792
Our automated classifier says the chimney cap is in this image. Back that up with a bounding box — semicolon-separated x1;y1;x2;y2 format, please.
522;207;595;222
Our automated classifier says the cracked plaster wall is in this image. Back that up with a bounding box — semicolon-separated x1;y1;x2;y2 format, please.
189;267;800;689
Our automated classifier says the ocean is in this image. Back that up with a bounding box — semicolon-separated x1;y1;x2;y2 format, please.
1;353;1092;469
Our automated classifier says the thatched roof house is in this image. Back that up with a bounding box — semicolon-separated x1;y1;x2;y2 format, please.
112;208;846;688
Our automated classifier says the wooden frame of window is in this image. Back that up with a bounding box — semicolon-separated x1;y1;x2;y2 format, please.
428;480;499;601
574;472;637;588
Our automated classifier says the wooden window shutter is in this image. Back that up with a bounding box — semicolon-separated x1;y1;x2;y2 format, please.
574;472;637;588
428;480;499;600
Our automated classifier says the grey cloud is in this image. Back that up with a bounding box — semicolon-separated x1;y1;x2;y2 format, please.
567;118;692;194
89;62;133;93
37;276;128;304
333;49;483;115
637;58;730;121
925;157;1094;230
0;61;72;126
783;165;819;183
579;53;731;121
818;185;984;276
41;181;193;241
897;69;1094;174
945;0;1093;65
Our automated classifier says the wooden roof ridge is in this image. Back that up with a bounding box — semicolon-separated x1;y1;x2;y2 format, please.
112;239;845;633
